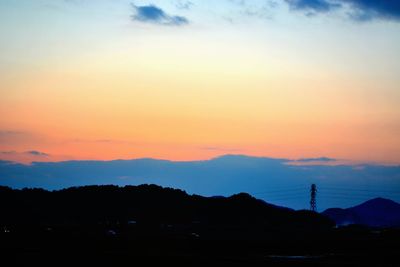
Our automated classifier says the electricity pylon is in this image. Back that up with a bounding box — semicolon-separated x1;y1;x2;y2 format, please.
310;184;317;212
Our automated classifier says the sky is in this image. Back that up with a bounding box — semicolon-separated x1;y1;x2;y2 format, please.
1;0;400;165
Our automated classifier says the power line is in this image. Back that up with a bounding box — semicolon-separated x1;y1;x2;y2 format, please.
253;186;400;196
319;186;400;194
251;184;400;207
255;193;309;199
318;191;399;198
264;195;308;201
318;195;382;200
252;187;308;195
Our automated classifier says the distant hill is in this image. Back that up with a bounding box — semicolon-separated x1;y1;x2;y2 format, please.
322;198;400;227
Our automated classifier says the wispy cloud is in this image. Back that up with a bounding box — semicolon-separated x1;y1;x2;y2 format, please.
286;0;340;14
0;151;17;155
69;138;135;145
0;130;34;144
0;130;25;137
1;150;49;157
175;0;194;10
0;150;49;164
0;150;74;164
200;146;244;153
285;157;356;166
295;157;336;162
26;150;49;157
131;3;189;26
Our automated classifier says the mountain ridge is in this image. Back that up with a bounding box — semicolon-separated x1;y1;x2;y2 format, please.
322;197;400;227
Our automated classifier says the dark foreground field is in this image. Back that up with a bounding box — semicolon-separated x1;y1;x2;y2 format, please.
0;185;399;266
1;225;399;266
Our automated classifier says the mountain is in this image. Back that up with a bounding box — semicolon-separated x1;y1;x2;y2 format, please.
322;197;400;227
1;154;400;210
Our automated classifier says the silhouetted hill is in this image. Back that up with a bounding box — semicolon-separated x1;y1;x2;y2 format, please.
322;197;400;227
0;184;333;235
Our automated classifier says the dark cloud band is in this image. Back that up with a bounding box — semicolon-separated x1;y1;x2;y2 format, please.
286;0;400;21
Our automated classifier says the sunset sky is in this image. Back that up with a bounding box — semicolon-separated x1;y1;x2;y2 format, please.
1;0;400;164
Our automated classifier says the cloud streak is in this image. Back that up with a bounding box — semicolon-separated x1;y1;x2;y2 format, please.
199;146;244;153
0;150;50;164
1;150;49;157
0;130;37;145
26;150;49;157
295;157;336;162
131;3;189;26
0;130;25;138
175;1;193;10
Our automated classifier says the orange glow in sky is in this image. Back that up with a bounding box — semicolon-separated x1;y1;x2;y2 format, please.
1;1;400;164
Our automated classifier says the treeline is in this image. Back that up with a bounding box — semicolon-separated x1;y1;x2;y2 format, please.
0;184;333;231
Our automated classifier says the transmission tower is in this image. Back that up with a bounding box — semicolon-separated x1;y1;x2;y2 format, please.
310;184;317;212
